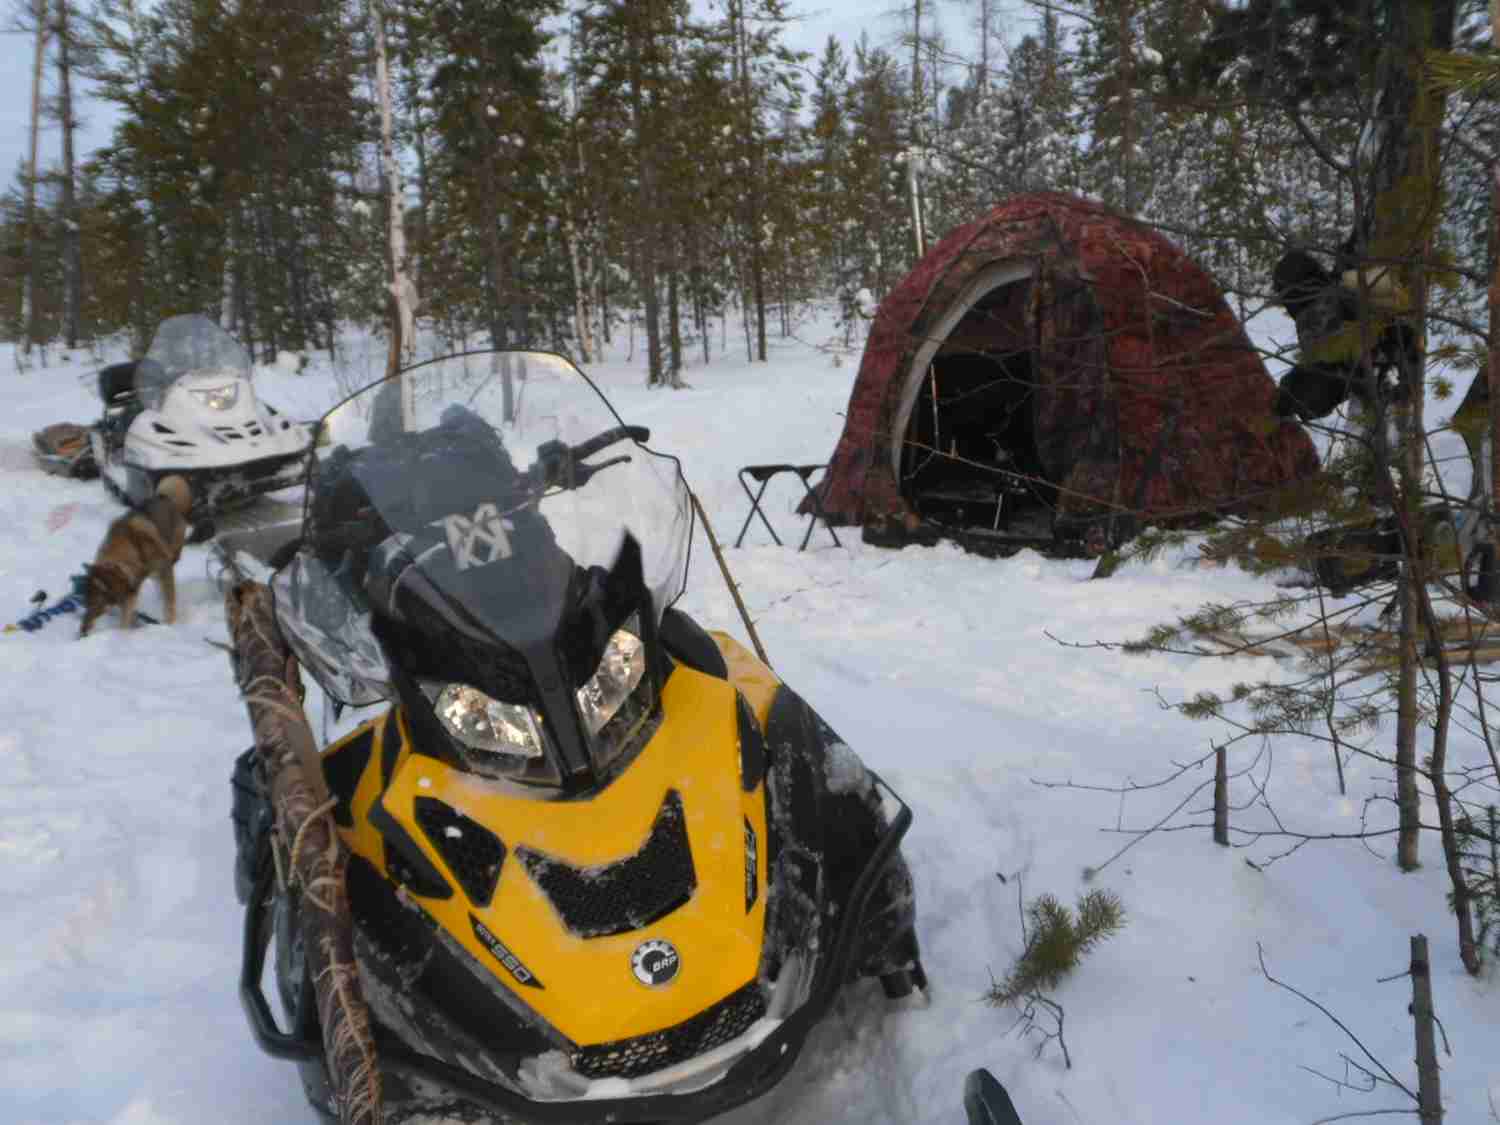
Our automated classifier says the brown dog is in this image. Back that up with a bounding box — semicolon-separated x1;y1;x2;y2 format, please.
79;475;193;637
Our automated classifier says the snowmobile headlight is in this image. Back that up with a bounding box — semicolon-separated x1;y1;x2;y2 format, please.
577;623;646;736
189;383;240;411
427;682;547;760
582;618;657;770
420;622;652;783
420;681;559;785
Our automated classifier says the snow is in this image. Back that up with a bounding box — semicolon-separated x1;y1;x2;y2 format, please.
0;313;1496;1125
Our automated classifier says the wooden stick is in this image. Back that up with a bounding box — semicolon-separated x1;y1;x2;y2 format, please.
1409;935;1443;1124
225;580;381;1125
1212;744;1229;846
689;489;773;669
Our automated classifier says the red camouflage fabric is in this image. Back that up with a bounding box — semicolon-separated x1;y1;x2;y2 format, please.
810;192;1320;538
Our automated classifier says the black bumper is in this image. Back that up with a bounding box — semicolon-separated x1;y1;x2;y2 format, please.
112;450;308;515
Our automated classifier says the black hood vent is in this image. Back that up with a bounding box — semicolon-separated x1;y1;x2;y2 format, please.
414;797;507;907
517;789;695;938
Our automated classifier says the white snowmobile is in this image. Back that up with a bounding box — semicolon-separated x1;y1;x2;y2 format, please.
89;314;312;520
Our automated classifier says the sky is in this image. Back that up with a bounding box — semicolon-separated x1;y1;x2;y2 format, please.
0;1;1045;201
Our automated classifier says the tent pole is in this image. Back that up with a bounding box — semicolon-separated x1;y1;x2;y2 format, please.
928;364;940;474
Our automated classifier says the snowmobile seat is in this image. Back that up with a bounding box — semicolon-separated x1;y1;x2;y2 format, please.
98;361;139;405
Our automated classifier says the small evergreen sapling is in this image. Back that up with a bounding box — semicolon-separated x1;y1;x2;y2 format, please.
987;889;1127;1006
985;887;1126;1069
1452;806;1499;965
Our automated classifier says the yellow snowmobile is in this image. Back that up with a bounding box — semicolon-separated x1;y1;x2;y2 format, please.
230;349;924;1122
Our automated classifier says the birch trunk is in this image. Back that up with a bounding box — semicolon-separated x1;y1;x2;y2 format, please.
564;212;595;364
730;0;768;361
22;0;49;362
626;17;663;386
566;28;595;365
56;0;80;349
222;208;238;334
370;0;417;409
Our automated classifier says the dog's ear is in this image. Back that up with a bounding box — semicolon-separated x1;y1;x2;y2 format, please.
157;475;193;517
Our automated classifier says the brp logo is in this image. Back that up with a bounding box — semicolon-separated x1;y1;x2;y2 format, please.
631;939;681;988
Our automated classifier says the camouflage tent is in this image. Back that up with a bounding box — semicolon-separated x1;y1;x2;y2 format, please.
809;192;1320;553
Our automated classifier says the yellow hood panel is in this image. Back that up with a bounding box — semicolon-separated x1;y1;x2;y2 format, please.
335;664;769;1048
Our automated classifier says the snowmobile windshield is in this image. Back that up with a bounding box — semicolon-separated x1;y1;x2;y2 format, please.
134;314;254;402
278;351;692;728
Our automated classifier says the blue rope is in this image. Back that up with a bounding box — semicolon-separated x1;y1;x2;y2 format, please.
8;569;162;634
8;570;90;633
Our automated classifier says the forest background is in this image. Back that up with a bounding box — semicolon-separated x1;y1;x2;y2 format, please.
6;0;1493;391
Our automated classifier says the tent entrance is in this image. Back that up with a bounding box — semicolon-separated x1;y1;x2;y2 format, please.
899;273;1053;545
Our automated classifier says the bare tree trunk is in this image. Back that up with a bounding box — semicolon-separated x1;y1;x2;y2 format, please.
626;17;663;386
596;182;611;348
484;219;515;419
907;0;927;260
1409;935;1442;1124
667;259;682;384
1213;743;1229;846
564;209;594;364
729;0;768;362
222;207;238;334
909;0;923;135
1365;0;1457;873
1489;9;1500;604
690;223;708;366
1396;549;1423;873
55;0;80;349
404;63;428;298
974;0;994;93
564;25;595;365
22;0;49;362
224;582;381;1125
370;0;417;404
1117;0;1138;214
1429;697;1482;972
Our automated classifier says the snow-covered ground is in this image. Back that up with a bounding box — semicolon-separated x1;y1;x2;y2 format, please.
1;315;1495;1125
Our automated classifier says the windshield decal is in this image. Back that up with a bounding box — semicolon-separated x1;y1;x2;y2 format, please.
433;503;516;571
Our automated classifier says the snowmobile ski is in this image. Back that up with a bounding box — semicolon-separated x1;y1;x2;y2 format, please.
963;1069;1025;1125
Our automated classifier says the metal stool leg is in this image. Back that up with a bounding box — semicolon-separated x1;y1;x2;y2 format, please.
735;470;784;548
794;467;842;551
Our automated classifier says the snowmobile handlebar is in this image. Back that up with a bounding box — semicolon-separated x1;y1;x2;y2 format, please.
530;425;650;493
571;424;650;462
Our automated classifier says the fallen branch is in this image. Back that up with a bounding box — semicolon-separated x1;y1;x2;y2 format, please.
225;580;381;1125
